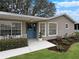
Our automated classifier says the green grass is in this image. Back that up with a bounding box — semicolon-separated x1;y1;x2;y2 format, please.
8;43;79;59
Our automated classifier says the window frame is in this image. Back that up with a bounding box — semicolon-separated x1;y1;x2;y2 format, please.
0;22;22;36
39;22;46;37
48;22;58;36
12;22;21;35
65;23;69;29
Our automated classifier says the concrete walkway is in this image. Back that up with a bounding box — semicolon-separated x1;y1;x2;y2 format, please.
0;39;56;59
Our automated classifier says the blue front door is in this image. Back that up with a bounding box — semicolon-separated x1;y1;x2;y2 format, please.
27;23;37;39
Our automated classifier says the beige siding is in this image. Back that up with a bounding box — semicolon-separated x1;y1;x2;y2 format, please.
52;16;74;37
38;16;74;40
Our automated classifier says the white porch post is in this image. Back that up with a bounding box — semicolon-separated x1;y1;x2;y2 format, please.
11;24;12;37
21;22;23;37
38;22;43;41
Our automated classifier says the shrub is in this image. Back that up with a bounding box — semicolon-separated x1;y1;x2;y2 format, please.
67;38;73;42
56;36;62;41
70;32;79;41
62;39;70;45
55;36;62;45
74;32;79;41
0;38;28;51
62;37;71;45
56;44;64;52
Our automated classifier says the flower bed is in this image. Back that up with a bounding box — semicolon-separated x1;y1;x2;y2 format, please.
48;35;79;52
0;38;28;51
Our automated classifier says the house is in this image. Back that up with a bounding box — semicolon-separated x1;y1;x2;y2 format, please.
0;11;75;41
74;23;79;32
0;11;76;58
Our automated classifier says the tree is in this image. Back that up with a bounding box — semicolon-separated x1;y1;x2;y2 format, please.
0;0;56;17
32;0;48;16
33;0;56;17
0;0;9;11
24;0;32;15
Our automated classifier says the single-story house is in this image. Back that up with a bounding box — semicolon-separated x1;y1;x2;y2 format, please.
0;11;75;41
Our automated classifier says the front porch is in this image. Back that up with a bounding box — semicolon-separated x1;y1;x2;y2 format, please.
0;39;56;59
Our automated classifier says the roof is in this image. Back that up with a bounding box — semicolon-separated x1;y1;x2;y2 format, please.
50;13;75;23
0;11;75;23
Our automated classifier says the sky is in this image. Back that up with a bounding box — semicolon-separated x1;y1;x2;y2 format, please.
49;0;79;23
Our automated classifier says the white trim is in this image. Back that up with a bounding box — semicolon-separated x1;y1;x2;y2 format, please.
0;12;75;23
39;22;46;37
21;22;22;37
65;23;69;29
11;24;12;37
48;22;58;36
0;21;22;38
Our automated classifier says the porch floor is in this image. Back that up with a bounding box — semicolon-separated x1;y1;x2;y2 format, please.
0;39;56;59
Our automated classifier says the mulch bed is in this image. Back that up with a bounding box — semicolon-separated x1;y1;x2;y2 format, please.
47;37;79;52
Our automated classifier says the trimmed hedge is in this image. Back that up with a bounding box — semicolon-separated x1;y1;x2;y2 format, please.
0;38;28;51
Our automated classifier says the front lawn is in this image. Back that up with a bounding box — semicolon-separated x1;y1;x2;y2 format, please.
9;43;79;59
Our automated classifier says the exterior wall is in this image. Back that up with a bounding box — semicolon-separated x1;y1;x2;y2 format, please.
38;16;74;40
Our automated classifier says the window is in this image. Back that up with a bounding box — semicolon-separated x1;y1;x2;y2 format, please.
74;24;77;30
12;23;21;35
65;23;69;29
0;24;11;36
39;22;46;37
48;22;57;36
0;22;21;36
